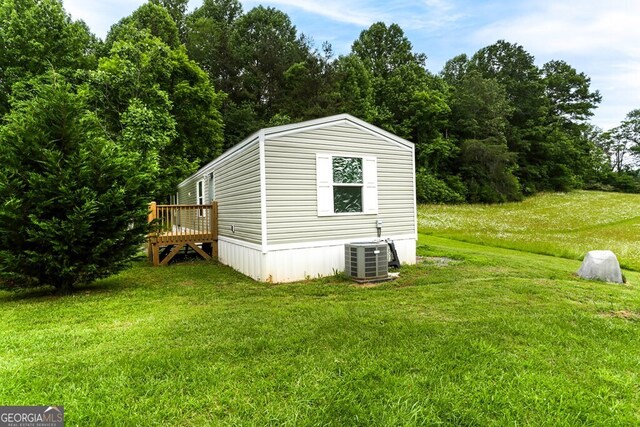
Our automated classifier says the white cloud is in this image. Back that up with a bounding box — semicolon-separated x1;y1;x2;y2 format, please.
470;0;640;129
63;0;146;38
243;0;375;26
472;1;640;58
241;0;464;31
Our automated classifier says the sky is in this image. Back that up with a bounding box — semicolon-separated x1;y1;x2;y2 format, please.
62;0;640;130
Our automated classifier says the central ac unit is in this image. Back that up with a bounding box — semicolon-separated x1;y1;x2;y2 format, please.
345;242;389;282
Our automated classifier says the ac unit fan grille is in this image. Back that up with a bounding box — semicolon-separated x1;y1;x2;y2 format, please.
345;242;389;281
349;247;358;276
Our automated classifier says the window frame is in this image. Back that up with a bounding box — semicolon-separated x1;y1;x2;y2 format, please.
316;153;378;217
332;156;364;214
196;179;206;217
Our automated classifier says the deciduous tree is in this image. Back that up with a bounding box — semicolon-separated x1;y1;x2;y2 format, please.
608;109;640;170
150;0;190;42
542;60;602;124
0;0;98;115
186;0;243;95
105;2;180;50
88;12;224;199
352;22;426;80
332;54;377;121
231;6;309;119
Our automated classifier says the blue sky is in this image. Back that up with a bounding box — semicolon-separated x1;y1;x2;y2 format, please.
62;0;640;130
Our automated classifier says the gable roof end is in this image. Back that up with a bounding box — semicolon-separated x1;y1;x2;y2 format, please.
178;114;414;188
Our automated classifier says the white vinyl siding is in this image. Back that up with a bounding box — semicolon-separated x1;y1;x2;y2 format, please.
266;121;415;246
178;139;262;245
214;141;262;244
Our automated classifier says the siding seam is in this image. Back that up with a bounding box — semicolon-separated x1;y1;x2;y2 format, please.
260;131;268;254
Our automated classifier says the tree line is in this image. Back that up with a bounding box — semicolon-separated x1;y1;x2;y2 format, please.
2;0;639;201
0;0;638;292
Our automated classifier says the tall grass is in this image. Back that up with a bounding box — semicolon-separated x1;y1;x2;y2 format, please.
418;191;640;270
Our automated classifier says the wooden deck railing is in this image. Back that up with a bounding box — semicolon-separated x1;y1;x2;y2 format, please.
147;201;218;266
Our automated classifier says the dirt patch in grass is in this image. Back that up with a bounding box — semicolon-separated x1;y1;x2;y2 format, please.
351;282;386;288
349;274;399;288
417;256;461;267
599;310;640;321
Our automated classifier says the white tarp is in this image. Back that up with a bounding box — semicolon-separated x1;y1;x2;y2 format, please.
577;250;624;283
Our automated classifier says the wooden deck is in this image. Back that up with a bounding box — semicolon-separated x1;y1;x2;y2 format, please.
147;202;218;266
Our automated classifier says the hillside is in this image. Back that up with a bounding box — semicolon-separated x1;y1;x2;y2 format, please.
419;191;640;270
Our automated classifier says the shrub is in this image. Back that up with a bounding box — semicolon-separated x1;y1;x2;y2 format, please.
0;74;152;294
416;168;465;204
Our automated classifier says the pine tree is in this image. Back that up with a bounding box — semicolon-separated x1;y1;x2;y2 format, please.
0;73;153;294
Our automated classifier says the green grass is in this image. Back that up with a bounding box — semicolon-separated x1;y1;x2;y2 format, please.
2;233;640;425
2;190;639;424
418;190;640;271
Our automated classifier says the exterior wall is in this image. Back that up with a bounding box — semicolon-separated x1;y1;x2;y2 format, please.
264;237;416;283
177;180;197;204
214;141;262;244
218;236;415;283
178;138;262;245
264;121;416;246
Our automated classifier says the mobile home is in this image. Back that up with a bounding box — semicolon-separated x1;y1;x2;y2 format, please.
177;114;417;282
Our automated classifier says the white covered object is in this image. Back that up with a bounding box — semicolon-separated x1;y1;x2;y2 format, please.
577;250;624;283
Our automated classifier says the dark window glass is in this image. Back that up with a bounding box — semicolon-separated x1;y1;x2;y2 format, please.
332;156;363;213
333;186;362;213
333;157;362;183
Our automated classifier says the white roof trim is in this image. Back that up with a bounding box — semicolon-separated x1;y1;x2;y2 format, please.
263;114;414;151
178;135;259;188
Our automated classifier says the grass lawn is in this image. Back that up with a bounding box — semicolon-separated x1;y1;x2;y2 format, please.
2;228;640;424
418;190;640;271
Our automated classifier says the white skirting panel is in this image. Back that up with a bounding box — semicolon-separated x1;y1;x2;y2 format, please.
264;238;416;283
392;238;417;267
264;245;344;282
219;237;416;283
218;238;264;281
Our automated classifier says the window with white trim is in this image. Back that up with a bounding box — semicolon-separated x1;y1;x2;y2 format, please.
316;154;378;216
333;156;363;212
197;179;205;216
208;172;215;203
